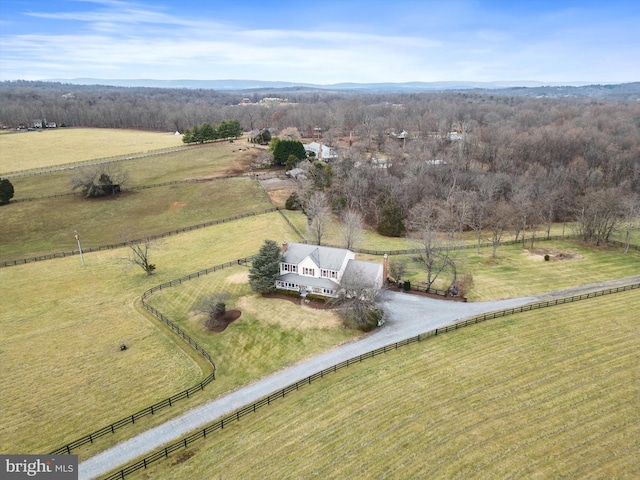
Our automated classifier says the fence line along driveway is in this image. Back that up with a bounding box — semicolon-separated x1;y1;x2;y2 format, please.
78;276;640;480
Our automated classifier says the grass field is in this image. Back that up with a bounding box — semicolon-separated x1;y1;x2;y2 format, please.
0;211;359;457
2;130;639;472
7;140;257;201
144;266;358;393
0;177;273;260
0;128;184;173
126;289;640;479
365;239;640;301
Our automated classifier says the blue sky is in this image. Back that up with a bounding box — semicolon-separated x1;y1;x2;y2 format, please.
1;0;638;84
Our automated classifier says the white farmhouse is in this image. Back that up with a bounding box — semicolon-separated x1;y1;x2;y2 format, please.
276;242;384;298
303;142;338;161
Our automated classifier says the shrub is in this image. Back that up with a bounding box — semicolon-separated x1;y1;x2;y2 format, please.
285;192;302;210
544;254;550;261
304;293;328;303
340;306;384;332
456;273;474;298
0;178;14;205
214;302;226;316
403;280;411;291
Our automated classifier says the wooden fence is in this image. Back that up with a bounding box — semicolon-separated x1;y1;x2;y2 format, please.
1;138;243;179
102;282;639;479
1;209;276;267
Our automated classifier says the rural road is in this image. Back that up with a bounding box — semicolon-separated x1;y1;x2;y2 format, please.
78;275;640;479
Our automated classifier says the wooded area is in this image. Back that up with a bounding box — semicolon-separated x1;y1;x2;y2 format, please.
1;81;638;247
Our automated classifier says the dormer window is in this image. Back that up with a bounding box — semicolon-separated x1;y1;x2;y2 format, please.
303;267;315;276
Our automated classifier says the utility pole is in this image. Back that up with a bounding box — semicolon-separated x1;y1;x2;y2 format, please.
74;230;85;266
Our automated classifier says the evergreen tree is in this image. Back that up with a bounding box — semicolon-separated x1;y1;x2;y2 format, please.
273;140;306;166
248;240;282;293
0;178;14;205
377;197;406;237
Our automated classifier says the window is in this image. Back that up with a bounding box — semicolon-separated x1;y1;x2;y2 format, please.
303;267;315;276
321;269;328;277
331;271;337;279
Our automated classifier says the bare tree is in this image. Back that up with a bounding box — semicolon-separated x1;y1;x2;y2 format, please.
413;225;458;290
279;127;302;140
195;292;229;329
120;232;158;275
333;266;383;332
620;193;640;253
387;258;407;284
574;188;622;245
306;191;331;245
464;191;489;253
486;200;514;257
339;209;364;250
72;164;128;198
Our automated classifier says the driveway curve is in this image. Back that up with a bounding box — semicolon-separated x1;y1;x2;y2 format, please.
79;275;640;479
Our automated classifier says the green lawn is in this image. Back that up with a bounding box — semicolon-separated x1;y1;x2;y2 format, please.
126;289;640;479
145;265;359;394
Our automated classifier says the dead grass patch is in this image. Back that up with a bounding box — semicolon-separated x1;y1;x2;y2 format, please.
227;272;249;284
527;247;582;261
237;295;342;330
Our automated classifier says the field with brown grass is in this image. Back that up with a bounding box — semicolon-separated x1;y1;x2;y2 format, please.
2;129;638;478
0;128;185;172
127;289;640;479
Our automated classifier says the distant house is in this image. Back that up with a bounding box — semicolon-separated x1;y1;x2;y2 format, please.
285;167;306;179
276;242;384;298
45;122;57;128
259;97;288;105
32;119;43;128
303;142;338;161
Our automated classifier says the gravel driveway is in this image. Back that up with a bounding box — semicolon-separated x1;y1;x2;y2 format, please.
79;276;639;479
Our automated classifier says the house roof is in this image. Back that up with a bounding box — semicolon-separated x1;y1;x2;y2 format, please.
282;243;351;271
277;273;339;290
342;260;383;288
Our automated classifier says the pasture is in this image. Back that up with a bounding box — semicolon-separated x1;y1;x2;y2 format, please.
0;177;273;260
7;140;256;201
367;239;640;301
0;211;356;457
1;129;638;473
0;128;184;173
125;289;640;479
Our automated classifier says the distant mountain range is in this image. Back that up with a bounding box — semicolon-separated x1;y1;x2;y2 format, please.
34;78;640;98
51;78;596;90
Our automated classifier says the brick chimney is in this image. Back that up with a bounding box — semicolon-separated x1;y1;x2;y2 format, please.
383;254;388;283
282;241;289;255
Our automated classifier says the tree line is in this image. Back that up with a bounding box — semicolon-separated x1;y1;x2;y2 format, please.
182;120;242;143
2;80;638;250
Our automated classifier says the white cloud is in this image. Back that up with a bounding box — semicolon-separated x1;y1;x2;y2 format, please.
1;0;638;83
